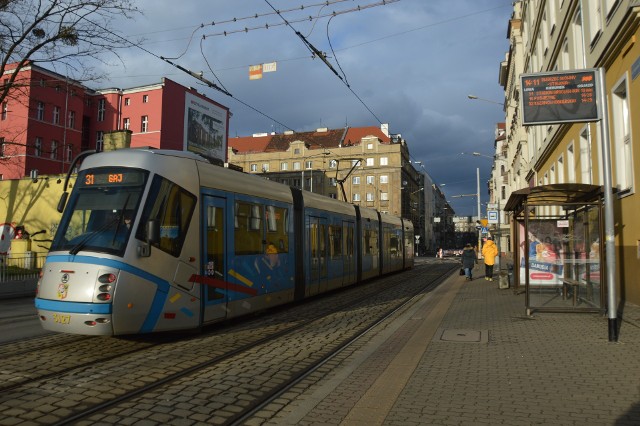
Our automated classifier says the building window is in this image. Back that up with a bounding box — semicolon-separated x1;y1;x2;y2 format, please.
141;115;148;132
380;157;388;166
66;144;73;162
352;159;360;167
37;101;45;120
281;162;288;171
0;137;5;157
262;163;269;172
366;158;374;166
1;102;7;120
352;193;361;202
380;192;388;201
557;155;565;183
366;175;374;185
97;99;105;122
380;175;388;184
96;131;104;152
52;106;60;124
330;177;337;186
250;164;258;172
142;94;149;103
294;148;300;154
612;77;633;192
305;160;312;169
352;176;360;184
50;140;58;160
68;110;75;129
329;159;337;168
34;137;42;157
293;161;301;171
123;117;130;130
567;143;576;183
124;97;130;106
367;143;373;149
366;192;374;201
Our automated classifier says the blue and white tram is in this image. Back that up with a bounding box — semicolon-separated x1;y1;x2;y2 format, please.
35;149;413;335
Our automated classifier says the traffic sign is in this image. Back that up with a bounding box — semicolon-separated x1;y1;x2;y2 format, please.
480;227;489;234
488;210;498;224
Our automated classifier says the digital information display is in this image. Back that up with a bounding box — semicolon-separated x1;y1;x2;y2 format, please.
81;169;146;187
521;69;600;125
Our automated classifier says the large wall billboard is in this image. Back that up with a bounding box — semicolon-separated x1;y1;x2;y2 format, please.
183;92;228;162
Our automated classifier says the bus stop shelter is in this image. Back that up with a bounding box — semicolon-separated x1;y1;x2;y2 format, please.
504;184;605;315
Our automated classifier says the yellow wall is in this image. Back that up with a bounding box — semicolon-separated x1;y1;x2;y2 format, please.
0;174;76;256
605;26;640;304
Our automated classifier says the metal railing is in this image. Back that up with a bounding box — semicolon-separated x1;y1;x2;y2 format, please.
0;253;45;283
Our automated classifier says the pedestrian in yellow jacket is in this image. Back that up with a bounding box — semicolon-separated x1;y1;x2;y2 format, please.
482;237;499;281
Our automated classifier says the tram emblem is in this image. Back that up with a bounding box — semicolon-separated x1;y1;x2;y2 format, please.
57;283;69;299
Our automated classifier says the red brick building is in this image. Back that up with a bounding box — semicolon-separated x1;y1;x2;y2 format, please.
0;62;230;180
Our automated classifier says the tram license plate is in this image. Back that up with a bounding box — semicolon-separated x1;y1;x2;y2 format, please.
53;314;71;324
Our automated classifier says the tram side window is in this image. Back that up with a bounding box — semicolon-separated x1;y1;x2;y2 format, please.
136;176;196;257
235;201;263;255
329;225;342;258
266;205;289;253
390;235;399;256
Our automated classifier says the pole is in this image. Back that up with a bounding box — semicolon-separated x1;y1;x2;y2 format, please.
597;67;618;342
477;167;482;259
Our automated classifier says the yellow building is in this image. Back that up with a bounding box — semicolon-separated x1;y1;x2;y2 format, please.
500;1;640;304
0;173;73;258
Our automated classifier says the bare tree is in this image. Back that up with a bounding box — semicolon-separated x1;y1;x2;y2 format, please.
0;0;141;105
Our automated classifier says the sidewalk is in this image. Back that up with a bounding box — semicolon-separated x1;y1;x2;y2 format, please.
271;262;640;425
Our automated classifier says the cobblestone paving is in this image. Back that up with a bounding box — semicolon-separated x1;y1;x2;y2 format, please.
261;259;640;425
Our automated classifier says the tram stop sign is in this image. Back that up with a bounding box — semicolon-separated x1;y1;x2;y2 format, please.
488;210;498;224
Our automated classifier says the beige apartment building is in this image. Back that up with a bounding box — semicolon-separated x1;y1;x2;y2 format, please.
500;0;640;305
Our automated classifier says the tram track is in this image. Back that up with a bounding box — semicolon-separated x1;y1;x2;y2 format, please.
0;263;457;426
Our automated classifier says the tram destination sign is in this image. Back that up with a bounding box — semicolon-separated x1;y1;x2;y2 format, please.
521;69;600;125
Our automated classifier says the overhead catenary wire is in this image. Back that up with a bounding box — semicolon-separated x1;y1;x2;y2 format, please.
68;11;295;132
163;0;354;60
203;0;399;39
262;0;388;125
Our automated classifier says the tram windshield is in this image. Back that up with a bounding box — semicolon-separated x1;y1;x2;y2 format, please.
51;167;149;256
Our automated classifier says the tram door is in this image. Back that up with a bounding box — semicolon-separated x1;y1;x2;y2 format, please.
202;195;228;322
343;221;356;285
308;216;328;295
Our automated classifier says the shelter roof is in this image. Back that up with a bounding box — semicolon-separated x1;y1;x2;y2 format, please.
504;183;603;214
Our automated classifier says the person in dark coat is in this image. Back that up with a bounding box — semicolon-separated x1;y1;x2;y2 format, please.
461;243;477;281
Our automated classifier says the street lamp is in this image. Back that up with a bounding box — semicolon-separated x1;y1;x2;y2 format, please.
467;94;504;106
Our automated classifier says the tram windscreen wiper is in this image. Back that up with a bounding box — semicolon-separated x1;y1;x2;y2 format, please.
68;216;120;255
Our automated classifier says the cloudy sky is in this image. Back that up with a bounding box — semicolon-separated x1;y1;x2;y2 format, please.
97;0;513;216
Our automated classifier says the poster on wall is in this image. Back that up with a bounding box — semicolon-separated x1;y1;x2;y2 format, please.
519;221;564;286
183;92;228;162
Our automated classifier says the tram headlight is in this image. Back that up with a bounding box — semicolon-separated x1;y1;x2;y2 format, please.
97;293;112;301
98;284;113;292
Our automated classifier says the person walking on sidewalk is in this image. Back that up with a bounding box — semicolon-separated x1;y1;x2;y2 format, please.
461;243;477;281
482;237;499;281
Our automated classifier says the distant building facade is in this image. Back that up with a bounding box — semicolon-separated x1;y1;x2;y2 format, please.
0;62;229;180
